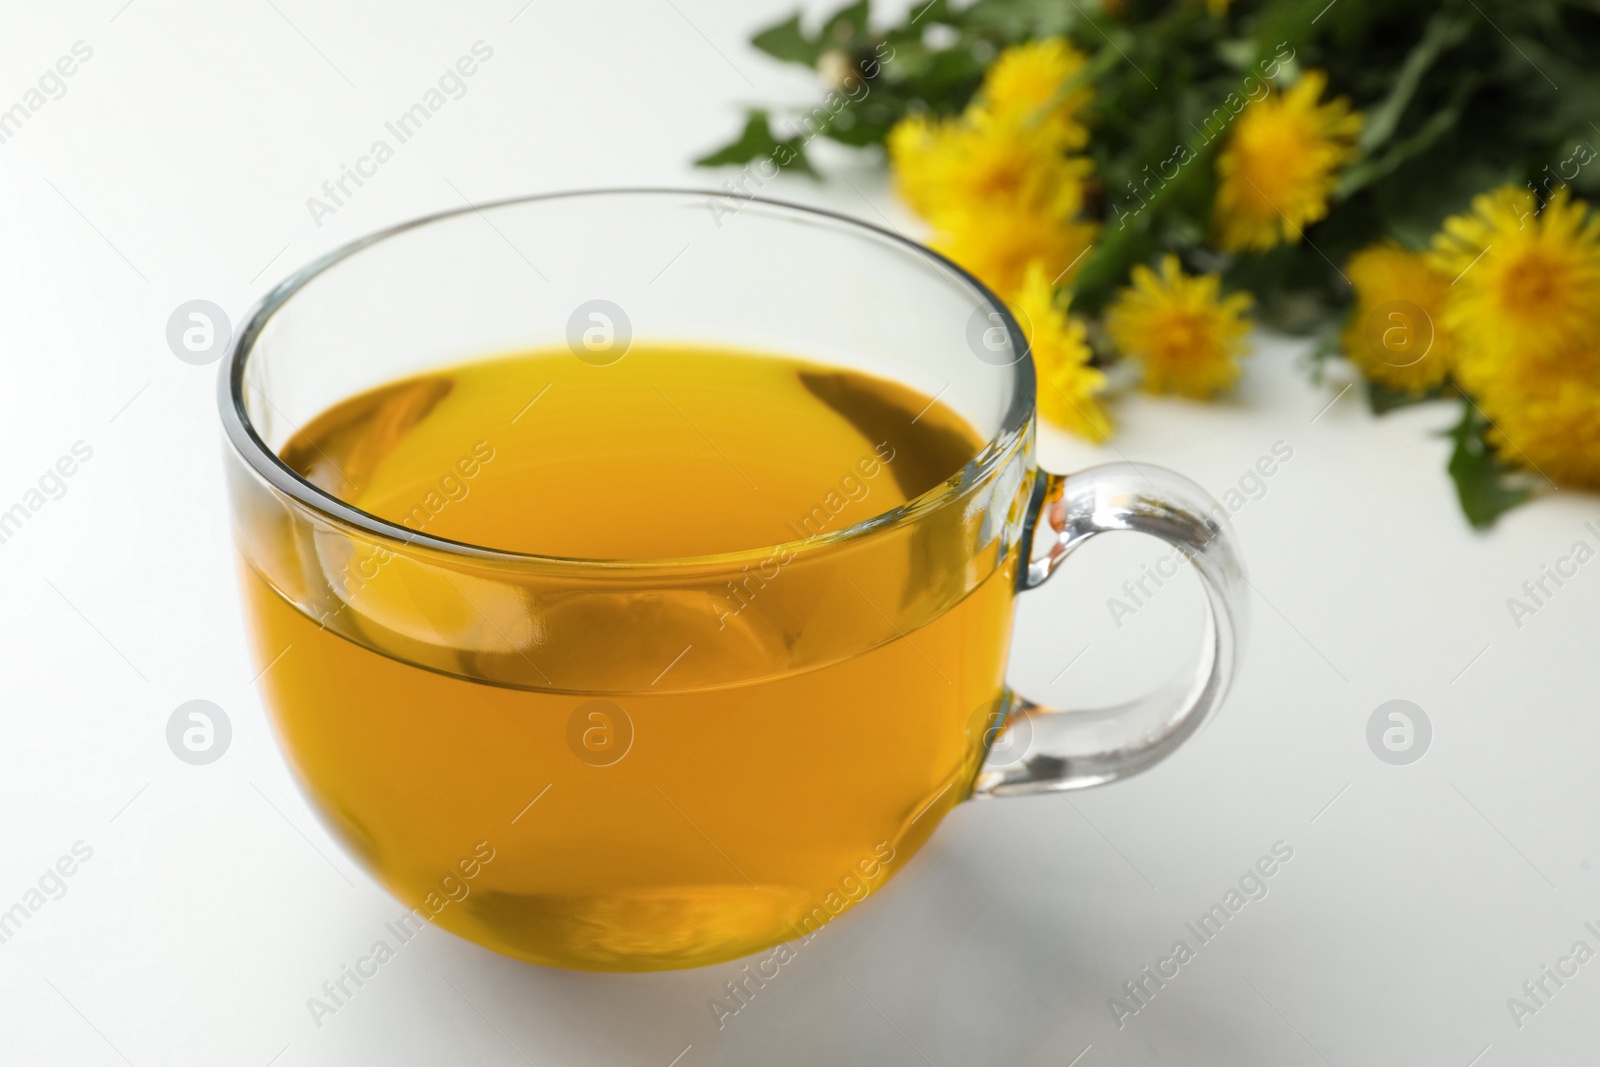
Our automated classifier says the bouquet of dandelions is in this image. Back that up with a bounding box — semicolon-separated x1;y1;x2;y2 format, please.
694;0;1600;527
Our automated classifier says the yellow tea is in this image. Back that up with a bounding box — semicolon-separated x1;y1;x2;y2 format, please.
242;346;1017;970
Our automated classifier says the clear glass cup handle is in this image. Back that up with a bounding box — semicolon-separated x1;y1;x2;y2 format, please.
971;463;1248;797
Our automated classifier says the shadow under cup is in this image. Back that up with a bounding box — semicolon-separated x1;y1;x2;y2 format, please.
221;190;1039;971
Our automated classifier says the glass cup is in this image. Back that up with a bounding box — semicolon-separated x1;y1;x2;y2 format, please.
220;189;1246;972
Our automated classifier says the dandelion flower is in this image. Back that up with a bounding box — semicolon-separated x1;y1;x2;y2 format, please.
933;178;1098;300
980;38;1091;149
1429;185;1600;393
1474;376;1600;491
1213;70;1362;253
886;46;1101;304
1427;184;1600;487
1107;254;1255;397
887;112;957;221
1341;240;1455;393
889;106;1081;224
1011;262;1111;440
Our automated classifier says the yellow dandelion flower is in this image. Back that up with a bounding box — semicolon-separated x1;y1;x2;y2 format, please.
888;106;1080;223
886;112;954;221
887;60;1100;305
1341;240;1455;393
933;188;1098;301
980;38;1091;149
1474;374;1600;491
1207;0;1230;15
1425;184;1600;487
1213;70;1363;253
1107;254;1255;397
1429;185;1600;394
1011;262;1111;440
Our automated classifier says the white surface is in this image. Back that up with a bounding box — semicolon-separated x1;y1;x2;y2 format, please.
1;2;1596;1065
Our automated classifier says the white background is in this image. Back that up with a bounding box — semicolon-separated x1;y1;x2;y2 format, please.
1;2;1597;1065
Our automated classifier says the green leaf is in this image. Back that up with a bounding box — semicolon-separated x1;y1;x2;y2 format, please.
959;0;1081;39
1338;73;1477;200
751;12;821;66
1071;126;1221;315
1380;156;1520;249
692;110;818;178
901;0;953;28
815;102;891;146
1214;38;1258;72
1356;11;1472;157
1446;398;1530;529
820;0;871;49
750;1;873;67
693;110;777;166
1036;39;1124;122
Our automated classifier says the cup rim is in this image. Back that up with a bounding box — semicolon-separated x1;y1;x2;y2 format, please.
218;187;1037;569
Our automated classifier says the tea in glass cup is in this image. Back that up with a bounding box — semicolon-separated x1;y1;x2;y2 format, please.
222;190;1245;971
